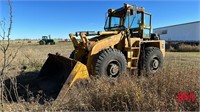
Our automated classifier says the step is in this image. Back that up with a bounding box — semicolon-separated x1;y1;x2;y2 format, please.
127;67;138;69
127;57;139;60
125;47;140;51
131;57;139;60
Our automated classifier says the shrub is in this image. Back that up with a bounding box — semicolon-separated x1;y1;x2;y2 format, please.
177;44;200;52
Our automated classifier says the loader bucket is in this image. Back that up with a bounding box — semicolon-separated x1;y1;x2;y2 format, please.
36;53;89;101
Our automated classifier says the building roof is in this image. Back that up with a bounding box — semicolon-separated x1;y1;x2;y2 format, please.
154;21;200;30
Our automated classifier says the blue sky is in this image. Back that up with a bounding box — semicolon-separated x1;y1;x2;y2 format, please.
0;0;200;39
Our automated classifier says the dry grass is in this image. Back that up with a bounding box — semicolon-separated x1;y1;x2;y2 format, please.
169;44;200;52
0;41;73;76
0;41;200;111
64;63;199;111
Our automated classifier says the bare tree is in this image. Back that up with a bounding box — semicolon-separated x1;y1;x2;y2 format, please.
0;0;13;76
0;0;12;108
0;0;23;108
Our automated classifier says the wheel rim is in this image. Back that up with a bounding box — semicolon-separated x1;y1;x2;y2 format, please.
40;41;44;45
107;60;120;77
150;57;160;71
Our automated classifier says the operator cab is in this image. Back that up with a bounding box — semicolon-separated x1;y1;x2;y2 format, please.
42;35;51;40
42;36;48;40
104;4;155;40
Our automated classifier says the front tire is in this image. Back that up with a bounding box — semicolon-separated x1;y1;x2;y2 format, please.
39;40;45;45
143;47;164;76
94;48;127;77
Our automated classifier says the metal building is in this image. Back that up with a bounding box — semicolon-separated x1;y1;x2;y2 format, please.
153;21;200;42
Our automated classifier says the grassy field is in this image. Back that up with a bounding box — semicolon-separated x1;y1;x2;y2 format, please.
0;41;199;111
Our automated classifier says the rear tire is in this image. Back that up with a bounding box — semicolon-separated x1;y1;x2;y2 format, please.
143;47;164;76
94;48;127;77
50;42;55;45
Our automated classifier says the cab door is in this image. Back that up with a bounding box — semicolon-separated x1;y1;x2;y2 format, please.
143;12;152;39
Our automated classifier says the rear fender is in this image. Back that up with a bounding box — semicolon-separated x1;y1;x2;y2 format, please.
142;40;165;57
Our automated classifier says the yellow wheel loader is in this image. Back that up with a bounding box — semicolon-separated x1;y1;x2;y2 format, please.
36;4;165;101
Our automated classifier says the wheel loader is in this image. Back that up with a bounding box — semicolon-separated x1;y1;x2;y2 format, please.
36;4;165;102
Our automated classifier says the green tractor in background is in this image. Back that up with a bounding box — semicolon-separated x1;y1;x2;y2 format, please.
39;35;55;45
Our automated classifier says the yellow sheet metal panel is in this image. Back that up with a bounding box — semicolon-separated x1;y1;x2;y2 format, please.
159;40;166;57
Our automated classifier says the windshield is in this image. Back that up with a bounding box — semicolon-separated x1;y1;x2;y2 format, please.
104;6;137;31
104;12;136;31
104;16;125;31
124;13;141;28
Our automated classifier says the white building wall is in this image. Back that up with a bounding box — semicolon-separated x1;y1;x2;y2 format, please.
153;21;200;41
